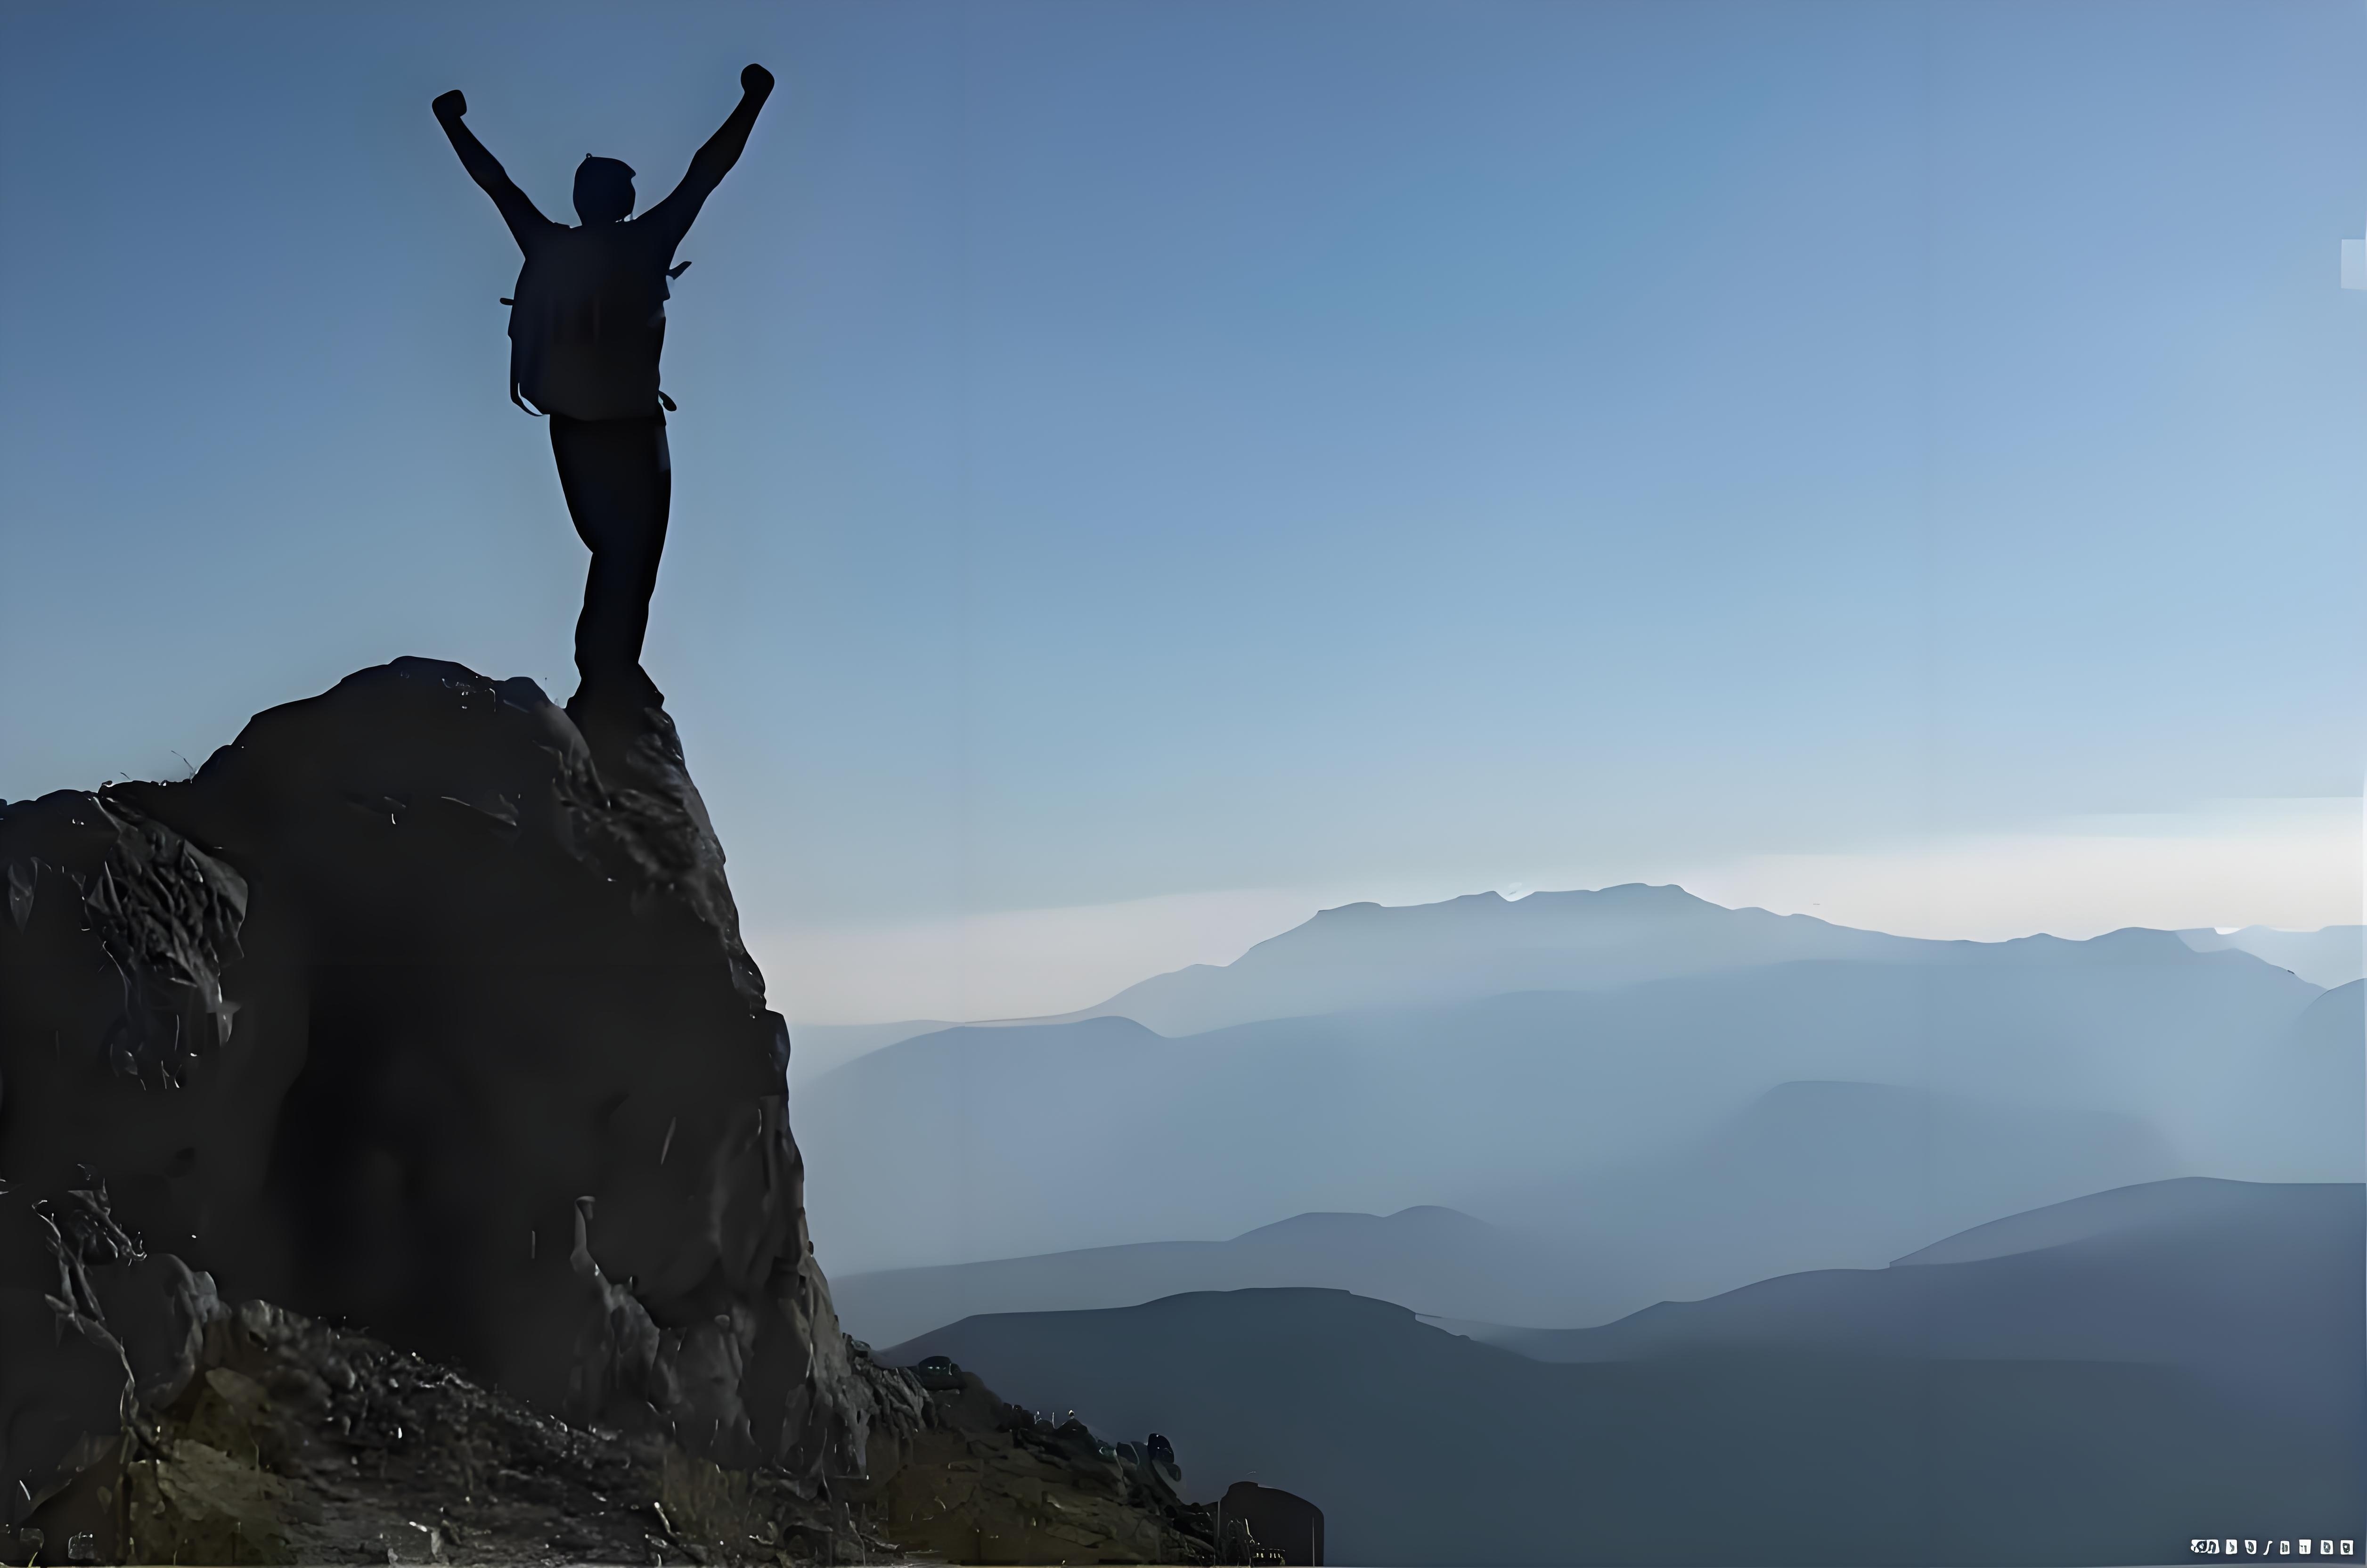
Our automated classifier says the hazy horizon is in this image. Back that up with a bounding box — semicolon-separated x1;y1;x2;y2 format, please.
774;874;2363;1038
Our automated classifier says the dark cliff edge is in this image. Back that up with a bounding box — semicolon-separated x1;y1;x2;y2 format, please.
0;659;1215;1565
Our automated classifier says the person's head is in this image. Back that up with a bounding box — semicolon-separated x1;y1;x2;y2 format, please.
573;156;636;224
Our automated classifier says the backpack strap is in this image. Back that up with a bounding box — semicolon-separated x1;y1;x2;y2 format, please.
506;316;545;416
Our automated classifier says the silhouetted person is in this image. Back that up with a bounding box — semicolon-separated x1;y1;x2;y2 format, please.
433;66;774;723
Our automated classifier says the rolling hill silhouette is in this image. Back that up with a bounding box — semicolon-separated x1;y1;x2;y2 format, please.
833;1205;1571;1349
886;1180;2365;1566
1481;1178;2362;1429
829;1080;2184;1341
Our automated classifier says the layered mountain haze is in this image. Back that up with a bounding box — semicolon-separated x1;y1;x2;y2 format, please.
1465;1078;2190;1316
2207;980;2367;1184
1472;1178;2366;1431
1897;1171;2357;1266
800;894;2326;1272
832;1206;1592;1350
886;1180;2365;1567
833;1081;2189;1343
796;882;2356;1564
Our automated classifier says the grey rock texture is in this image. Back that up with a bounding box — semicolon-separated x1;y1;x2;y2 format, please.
0;660;899;1517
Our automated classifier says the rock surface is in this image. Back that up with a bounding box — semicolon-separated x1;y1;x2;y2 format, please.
20;1288;870;1567
0;659;1216;1563
8;1276;1202;1566
858;1356;1212;1565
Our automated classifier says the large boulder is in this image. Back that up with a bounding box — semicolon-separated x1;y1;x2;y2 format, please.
0;659;896;1515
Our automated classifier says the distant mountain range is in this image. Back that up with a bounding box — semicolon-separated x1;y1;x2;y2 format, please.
790;890;2359;1066
792;882;1917;1067
886;1179;2366;1567
829;1078;2187;1344
1067;883;1924;1036
800;910;2328;1272
2179;924;2363;988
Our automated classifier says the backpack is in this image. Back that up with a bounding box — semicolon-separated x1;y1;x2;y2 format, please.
502;230;688;420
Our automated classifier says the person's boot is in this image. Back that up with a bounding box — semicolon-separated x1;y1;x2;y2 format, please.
566;664;668;777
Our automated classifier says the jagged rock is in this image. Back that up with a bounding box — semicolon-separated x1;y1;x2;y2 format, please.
848;1362;1214;1565
7;1248;1207;1567
0;1181;223;1530
62;1288;886;1565
1;660;1225;1566
0;661;897;1508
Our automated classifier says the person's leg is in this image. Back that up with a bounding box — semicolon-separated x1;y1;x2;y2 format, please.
549;415;672;706
603;418;670;686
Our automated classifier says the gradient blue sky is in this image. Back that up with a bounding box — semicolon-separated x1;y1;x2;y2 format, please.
3;1;2361;1020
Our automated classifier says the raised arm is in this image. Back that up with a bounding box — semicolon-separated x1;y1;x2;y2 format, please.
642;65;775;246
433;90;551;251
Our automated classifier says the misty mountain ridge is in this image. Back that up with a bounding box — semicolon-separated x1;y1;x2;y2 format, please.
887;1179;2364;1564
801;944;2325;1272
799;882;2332;1063
1894;1170;2346;1266
1071;883;1921;1037
1472;1177;2364;1432
884;1180;2363;1565
832;1203;1570;1349
1464;1077;2191;1312
2179;923;2363;988
826;1079;2189;1341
